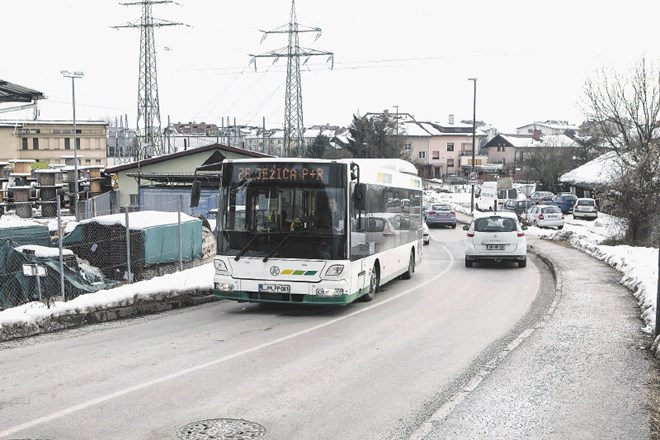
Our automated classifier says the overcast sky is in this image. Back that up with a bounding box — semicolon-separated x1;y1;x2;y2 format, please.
2;0;659;132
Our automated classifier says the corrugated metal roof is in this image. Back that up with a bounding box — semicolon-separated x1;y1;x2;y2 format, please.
0;79;45;103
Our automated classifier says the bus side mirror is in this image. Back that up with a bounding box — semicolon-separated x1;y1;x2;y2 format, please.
190;180;201;208
353;183;366;211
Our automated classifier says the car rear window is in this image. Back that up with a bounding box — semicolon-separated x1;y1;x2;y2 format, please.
474;217;517;232
577;199;595;206
432;204;451;211
542;206;562;213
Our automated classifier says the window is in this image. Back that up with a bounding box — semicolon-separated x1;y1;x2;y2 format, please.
22;138;28;150
32;138;39;150
418;151;426;159
76;138;81;150
65;138;71;150
447;143;454;152
404;143;412;151
447;158;454;167
432;150;439;160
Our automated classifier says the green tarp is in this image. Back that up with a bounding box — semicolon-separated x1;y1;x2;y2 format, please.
0;240;119;310
62;212;203;279
0;224;51;247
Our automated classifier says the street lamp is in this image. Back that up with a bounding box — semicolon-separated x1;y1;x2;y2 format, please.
468;77;477;214
60;70;84;215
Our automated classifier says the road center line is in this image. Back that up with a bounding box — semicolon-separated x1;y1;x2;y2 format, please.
0;245;455;438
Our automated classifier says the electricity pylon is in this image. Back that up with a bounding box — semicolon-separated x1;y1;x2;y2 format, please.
113;1;187;160
249;0;333;157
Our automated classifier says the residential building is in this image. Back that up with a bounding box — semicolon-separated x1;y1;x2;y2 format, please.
516;120;578;137
0;119;108;167
484;133;580;176
402;115;487;179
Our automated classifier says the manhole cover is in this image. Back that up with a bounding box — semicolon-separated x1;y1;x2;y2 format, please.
176;418;266;439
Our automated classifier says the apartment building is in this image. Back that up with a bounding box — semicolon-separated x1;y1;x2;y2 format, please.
403;116;487;179
0;119;108;167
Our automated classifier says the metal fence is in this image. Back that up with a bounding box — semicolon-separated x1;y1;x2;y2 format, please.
0;195;216;310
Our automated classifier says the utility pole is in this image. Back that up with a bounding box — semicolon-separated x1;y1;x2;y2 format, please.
112;1;188;161
249;0;333;157
468;78;477;214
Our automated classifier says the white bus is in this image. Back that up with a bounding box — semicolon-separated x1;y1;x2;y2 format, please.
191;158;424;305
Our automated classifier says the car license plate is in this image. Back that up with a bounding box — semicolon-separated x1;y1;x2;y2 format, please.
259;283;290;293
486;244;505;250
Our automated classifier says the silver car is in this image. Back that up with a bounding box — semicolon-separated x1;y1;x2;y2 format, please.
521;204;565;229
425;203;457;228
572;198;599;220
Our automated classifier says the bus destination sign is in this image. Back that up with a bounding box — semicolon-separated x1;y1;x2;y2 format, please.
235;163;331;184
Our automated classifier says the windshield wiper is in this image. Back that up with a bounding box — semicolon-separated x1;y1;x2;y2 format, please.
234;233;261;261
262;233;294;262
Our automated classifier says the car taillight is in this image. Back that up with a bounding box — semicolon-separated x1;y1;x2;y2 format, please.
427;211;435;216
450;211;456;217
517;231;525;237
467;232;474;237
538;214;544;220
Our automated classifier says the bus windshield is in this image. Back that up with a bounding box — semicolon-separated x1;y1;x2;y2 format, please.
217;162;347;260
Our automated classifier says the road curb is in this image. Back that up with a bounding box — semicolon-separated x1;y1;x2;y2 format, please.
0;289;217;343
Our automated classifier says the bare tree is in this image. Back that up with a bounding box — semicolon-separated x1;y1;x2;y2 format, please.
582;58;660;245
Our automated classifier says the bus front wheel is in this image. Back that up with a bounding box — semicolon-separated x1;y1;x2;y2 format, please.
400;250;415;280
360;264;380;302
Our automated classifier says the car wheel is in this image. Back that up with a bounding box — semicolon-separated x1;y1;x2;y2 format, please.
558;225;564;230
518;259;527;268
533;220;540;228
360;264;380;302
465;258;473;268
400;250;415;279
451;224;456;229
424;239;429;245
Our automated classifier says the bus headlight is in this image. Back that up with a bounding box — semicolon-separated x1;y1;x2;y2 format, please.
325;265;344;276
214;259;230;275
316;288;344;297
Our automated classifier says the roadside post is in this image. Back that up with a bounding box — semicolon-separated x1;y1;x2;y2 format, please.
467;171;478;215
23;263;47;301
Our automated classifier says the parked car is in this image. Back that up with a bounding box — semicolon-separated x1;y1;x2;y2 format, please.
463;211;528;268
529;191;555;204
521;204;565;229
501;199;518;212
572;197;599;220
512;200;536;220
502;199;536;220
425;203;457;228
422;221;430;245
549;193;578;214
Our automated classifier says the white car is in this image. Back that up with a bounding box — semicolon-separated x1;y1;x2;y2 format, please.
521;204;565;230
463;211;527;268
572;197;599;220
422;221;430;245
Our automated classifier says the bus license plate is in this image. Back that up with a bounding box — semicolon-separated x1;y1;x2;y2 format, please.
486;244;505;250
259;284;290;293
